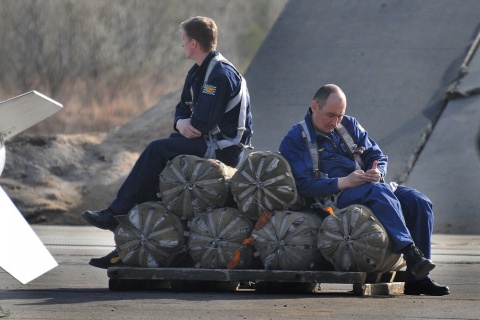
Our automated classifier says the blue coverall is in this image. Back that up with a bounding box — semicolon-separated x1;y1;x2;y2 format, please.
108;51;252;216
279;109;434;279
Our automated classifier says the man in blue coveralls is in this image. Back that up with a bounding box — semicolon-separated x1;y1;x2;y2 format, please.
279;84;449;296
82;16;252;269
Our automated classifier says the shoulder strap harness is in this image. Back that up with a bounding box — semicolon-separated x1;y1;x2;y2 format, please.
297;120;365;212
202;54;252;159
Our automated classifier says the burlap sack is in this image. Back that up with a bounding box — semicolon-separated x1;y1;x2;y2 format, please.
317;204;405;273
252;210;328;270
187;207;254;269
159;154;236;220
114;201;187;268
230;151;303;220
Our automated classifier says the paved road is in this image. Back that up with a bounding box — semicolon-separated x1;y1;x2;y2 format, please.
0;226;479;320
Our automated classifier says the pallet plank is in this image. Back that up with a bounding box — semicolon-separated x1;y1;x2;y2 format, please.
108;267;367;284
353;282;405;296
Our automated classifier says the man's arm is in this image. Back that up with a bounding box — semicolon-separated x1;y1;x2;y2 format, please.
190;65;239;133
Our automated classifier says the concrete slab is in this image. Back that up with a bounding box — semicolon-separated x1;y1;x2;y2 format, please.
407;29;480;234
245;0;480;183
245;0;480;234
407;94;480;234
456;31;480;94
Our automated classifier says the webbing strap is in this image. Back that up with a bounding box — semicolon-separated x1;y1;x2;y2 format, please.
336;124;364;170
297;120;344;212
298;120;320;174
202;54;252;156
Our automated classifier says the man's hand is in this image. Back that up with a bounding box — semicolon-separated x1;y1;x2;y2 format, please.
337;161;381;190
338;170;366;190
176;118;202;138
364;160;381;182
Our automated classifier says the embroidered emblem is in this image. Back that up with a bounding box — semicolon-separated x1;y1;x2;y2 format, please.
202;84;217;95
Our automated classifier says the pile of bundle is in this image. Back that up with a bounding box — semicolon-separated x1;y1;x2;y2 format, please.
113;153;404;275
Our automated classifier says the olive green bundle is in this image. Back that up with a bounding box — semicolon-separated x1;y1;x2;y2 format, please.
317;204;405;273
188;207;254;269
114;201;187;268
159;155;236;220
252;210;327;270
230;151;303;220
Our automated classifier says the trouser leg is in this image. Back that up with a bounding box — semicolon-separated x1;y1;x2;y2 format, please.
108;134;207;215
394;185;434;259
337;182;414;253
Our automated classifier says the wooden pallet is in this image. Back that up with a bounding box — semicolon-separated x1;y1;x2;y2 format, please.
107;267;406;296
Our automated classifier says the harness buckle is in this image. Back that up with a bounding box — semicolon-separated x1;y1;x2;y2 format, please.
353;144;365;155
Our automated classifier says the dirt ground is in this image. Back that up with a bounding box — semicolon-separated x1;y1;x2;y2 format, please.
0;92;179;226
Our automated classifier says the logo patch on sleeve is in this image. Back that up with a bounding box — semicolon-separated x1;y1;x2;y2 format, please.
202;84;217;96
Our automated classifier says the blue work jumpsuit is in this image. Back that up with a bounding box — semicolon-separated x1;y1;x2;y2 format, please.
108;51;252;216
279;109;434;279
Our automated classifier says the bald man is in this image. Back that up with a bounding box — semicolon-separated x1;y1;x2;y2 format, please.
280;84;449;296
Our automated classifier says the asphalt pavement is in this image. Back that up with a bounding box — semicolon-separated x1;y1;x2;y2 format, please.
0;226;479;320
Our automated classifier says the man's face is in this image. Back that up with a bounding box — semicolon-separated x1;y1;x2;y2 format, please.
311;92;346;133
181;31;195;59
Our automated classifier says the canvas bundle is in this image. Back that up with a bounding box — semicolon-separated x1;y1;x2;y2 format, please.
159;154;236;220
317;204;405;273
252;210;327;270
114;201;187;268
187;207;254;269
230;151;303;220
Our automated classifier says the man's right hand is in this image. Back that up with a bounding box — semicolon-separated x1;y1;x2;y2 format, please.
338;170;367;190
176;118;202;138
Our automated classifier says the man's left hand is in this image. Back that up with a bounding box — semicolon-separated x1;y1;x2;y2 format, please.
176;118;202;138
363;160;381;183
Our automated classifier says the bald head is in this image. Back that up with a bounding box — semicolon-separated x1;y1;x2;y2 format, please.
310;84;347;133
312;84;347;109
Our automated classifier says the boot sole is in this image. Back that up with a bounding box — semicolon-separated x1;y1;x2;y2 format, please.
89;257;124;269
404;288;450;296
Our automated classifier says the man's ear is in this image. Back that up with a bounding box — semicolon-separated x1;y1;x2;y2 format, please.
311;100;318;112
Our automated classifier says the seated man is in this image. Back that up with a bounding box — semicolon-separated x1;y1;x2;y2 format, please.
279;84;449;296
82;16;252;269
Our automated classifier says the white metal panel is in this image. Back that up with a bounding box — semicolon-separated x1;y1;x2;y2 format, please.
0;143;4;176
0;91;63;141
0;91;61;283
0;186;58;284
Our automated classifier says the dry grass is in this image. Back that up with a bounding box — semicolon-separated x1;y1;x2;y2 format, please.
0;0;287;135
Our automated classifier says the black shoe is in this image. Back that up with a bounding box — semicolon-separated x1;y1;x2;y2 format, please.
404;278;450;296
401;245;435;280
89;249;124;269
82;208;118;231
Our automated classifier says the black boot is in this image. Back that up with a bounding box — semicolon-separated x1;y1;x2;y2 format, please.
89;249;124;269
401;244;435;280
82;208;119;231
404;278;450;296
